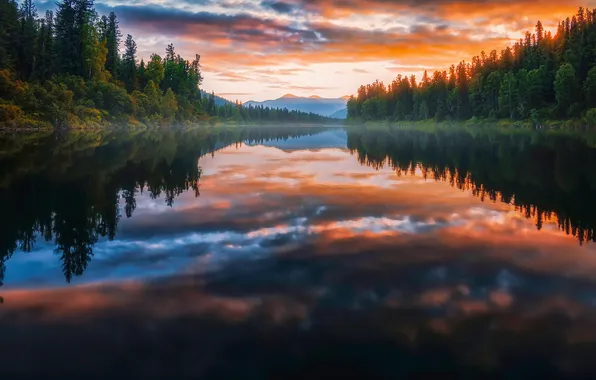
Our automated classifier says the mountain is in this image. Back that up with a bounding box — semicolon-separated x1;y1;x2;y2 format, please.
244;95;349;117
329;108;347;119
199;90;234;106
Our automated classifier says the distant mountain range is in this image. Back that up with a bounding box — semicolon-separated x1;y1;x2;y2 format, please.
244;94;349;119
329;108;347;119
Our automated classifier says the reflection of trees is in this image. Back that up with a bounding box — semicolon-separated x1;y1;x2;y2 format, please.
347;127;596;245
0;126;327;286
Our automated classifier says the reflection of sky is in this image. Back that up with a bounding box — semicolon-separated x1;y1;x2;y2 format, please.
4;131;596;294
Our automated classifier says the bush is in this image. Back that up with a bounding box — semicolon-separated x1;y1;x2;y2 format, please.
0;103;24;123
74;105;103;127
0;69;18;99
585;108;596;127
87;80;132;118
55;75;87;100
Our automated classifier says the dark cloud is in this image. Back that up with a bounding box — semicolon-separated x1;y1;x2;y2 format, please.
261;0;296;14
100;4;320;49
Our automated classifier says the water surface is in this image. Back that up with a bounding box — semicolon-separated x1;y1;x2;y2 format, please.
2;125;596;377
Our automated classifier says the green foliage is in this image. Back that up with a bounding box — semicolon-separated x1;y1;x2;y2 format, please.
585;67;596;108
161;88;178;122
121;34;137;92
87;79;132;119
0;0;20;70
0;103;24;122
585;108;596;126
16;0;37;80
101;12;120;79
555;63;578;116
145;54;165;85
498;72;518;119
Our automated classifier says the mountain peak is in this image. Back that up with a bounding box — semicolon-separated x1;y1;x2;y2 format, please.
281;93;299;98
341;95;352;100
309;95;322;99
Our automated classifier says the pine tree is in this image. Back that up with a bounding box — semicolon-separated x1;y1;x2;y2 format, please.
54;0;77;75
207;92;215;115
32;11;55;81
137;58;146;89
104;12;120;78
75;0;96;79
498;72;518;119
121;34;137;92
0;0;20;70
584;67;596;108
17;0;38;80
145;54;164;85
555;63;578;116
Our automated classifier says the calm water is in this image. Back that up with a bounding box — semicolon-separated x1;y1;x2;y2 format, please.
2;125;596;377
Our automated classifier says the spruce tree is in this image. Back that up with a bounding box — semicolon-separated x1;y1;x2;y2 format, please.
121;34;137;92
17;0;38;80
0;0;20;70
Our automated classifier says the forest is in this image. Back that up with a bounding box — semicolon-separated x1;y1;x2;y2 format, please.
0;0;330;129
347;7;596;128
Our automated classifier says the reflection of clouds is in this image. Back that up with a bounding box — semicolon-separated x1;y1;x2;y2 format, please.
5;228;596;377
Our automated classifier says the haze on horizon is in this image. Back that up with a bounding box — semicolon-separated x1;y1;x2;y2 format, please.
35;0;596;101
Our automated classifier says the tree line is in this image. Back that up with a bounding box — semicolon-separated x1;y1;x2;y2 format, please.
204;95;334;124
347;7;596;127
0;0;329;128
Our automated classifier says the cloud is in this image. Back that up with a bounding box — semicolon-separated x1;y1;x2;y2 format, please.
99;1;549;69
86;0;596;100
293;0;589;21
218;92;254;96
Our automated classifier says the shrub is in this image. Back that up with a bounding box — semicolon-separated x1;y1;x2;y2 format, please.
0;69;18;99
87;80;132;118
584;108;596;127
0;103;24;123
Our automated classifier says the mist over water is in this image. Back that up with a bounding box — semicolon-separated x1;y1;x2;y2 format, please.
2;125;596;377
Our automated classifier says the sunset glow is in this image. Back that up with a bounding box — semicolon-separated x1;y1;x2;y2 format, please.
31;0;596;100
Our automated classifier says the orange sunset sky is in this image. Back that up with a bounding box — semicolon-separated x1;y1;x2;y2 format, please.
38;0;596;101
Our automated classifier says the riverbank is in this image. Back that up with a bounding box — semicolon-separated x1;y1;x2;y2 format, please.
344;117;596;132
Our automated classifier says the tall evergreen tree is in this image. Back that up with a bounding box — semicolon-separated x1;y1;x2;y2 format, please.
0;0;20;70
32;11;55;81
75;0;97;79
16;0;38;80
54;0;77;75
498;72;519;119
121;34;137;92
555;63;578;116
103;12;120;79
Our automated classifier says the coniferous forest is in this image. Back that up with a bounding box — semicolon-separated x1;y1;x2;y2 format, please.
0;0;330;129
347;7;596;128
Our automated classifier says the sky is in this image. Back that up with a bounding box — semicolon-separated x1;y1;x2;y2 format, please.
37;0;596;101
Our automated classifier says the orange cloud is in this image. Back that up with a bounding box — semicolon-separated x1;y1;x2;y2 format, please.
96;1;596;99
